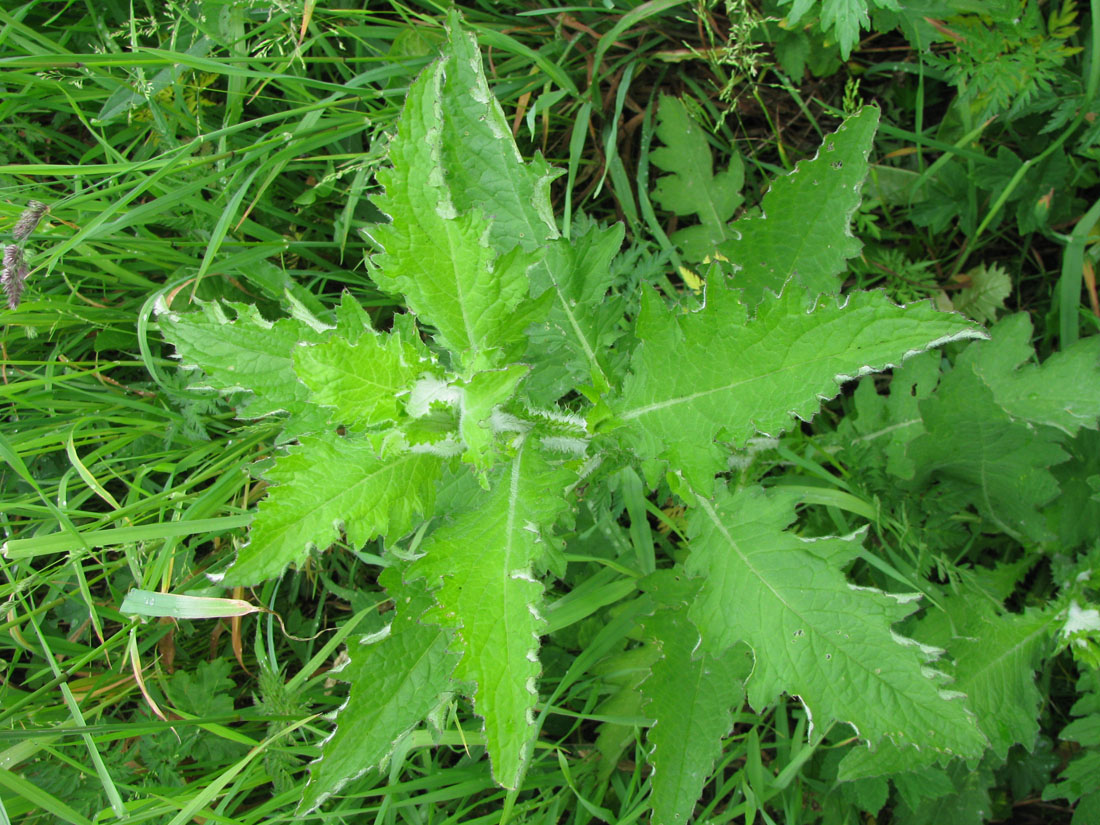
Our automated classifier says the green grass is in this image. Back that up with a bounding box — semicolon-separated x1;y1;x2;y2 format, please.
3;0;1098;823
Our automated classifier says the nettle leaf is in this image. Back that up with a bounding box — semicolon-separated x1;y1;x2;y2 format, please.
651;95;745;261
224;432;442;586
301;568;456;814
717;106;879;305
615;283;984;493
293;326;432;431
640;571;749;825
366;48;542;372
686;484;986;760
408;441;576;789
955;312;1100;436
156;297;329;436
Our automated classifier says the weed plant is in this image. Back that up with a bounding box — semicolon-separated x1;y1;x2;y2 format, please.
2;2;1099;824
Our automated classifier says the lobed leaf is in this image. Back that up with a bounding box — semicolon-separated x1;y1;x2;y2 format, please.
301;568;457;813
294;327;432;431
156;297;329;435
686;484;987;760
224;432;442;586
955;312;1100;436
651;95;745;261
615;282;985;493
906;372;1068;543
408;441;576;789
718;106;879;305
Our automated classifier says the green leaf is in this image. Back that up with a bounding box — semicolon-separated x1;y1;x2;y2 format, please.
458;364;530;471
294;326;433;431
717;106;879;305
651;95;744;261
525;219;628;401
641;571;749;825
782;0;899;59
301;568;457;814
894;759;996;825
943;607;1056;759
686;484;986;760
435;11;561;253
156;298;329;435
224;432;442;586
952;263;1012;324
615;283;984;492
839;350;943;480
955;313;1100;436
408;440;575;789
425;17;625;390
906;370;1068;543
367;54;542;371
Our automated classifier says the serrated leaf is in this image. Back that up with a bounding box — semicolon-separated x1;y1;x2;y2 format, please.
525;220;628;401
893;759;996;825
294;327;431;431
225;432;442;585
840;350;943;480
458;364;530;470
651;95;744;261
301;568;456;813
686;484;986;760
955;313;1100;436
366;53;541;371
906;369;1069;543
948;609;1056;758
781;0;898;59
615;283;985;493
717;106;879;305
641;572;748;825
156;298;328;435
435;12;561;253
952;263;1011;324
424;18;625;390
408;441;575;788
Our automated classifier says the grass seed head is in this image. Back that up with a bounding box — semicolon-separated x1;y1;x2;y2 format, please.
2;244;29;309
12;200;47;242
